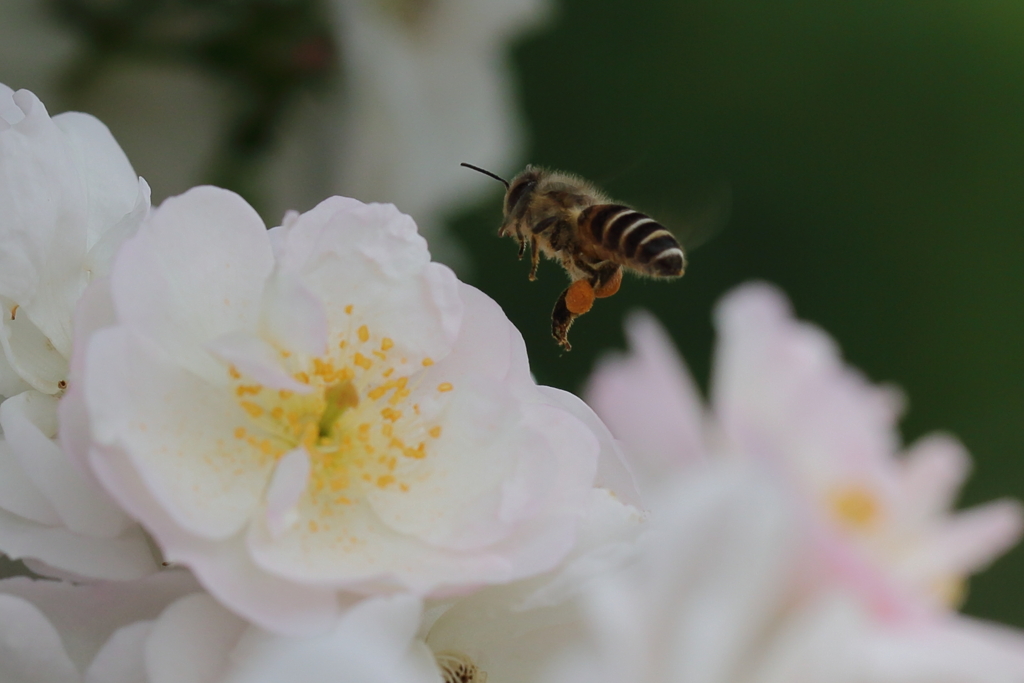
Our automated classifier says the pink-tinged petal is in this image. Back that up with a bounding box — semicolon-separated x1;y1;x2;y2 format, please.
87;439;341;636
0;435;61;524
0;509;158;580
205;332;312;393
923;499;1023;579
264;448;311;539
222;595;435;683
0;593;79;683
1;391;130;536
899;433;971;523
84;621;152;683
110;186;273;381
144;593;246;683
84;327;269;540
0;571;200;672
585;310;707;496
259;269;329;358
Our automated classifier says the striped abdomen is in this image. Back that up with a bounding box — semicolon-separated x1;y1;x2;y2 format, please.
580;204;685;277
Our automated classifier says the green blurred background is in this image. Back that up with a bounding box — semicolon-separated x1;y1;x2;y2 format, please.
451;0;1024;625
4;0;1024;626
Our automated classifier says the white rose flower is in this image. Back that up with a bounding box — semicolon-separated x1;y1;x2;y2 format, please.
65;187;601;635
543;466;1024;683
0;83;157;580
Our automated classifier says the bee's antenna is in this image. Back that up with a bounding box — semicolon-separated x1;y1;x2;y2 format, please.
461;162;510;190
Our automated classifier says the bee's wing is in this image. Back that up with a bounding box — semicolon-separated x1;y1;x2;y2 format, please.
658;181;733;254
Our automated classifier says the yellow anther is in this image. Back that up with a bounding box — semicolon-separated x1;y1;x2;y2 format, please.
422;357;434;367
429;426;442;438
228;365;241;379
240;401;264;418
381;407;402;422
399;483;409;492
279;389;294;399
358;325;370;343
271;407;284;420
295;372;310;384
354;353;372;370
382;367;395;378
438;382;453;392
377;475;396;488
234;427;246;439
373;351;387;360
381;338;394;351
381;423;394;437
236;384;262;396
829;485;880;530
345;305;354;315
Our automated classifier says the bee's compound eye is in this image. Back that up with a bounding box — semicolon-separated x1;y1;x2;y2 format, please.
506;179;536;213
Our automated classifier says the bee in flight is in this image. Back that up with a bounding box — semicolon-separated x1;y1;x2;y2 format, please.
462;163;686;350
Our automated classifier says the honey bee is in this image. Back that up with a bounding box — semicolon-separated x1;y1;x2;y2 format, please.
462;163;686;350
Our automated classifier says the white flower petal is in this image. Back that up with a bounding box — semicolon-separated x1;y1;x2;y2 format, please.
0;593;79;683
84;327;269;540
144;593;246;683
1;391;130;536
205;332;313;394
0;506;156;581
259;269;329;359
264;448;311;539
0;310;69;393
85;438;341;636
109;186;273;381
84;621;152;683
0;571;200;672
222;595;436;683
0;435;60;525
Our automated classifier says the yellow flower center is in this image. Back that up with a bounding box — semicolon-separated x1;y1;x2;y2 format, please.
827;484;880;531
227;308;449;513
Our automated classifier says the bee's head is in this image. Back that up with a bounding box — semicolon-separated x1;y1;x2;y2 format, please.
504;166;544;218
459;163;545;219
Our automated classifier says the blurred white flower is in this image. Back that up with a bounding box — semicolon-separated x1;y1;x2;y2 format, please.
586;283;1022;615
543;465;1024;683
65;187;601;635
0;83;157;580
327;0;550;266
0;573;436;683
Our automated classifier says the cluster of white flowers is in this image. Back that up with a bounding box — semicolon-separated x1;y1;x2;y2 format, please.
3;81;1024;683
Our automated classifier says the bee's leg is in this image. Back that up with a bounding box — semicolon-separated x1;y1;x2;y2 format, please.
528;238;541;281
551;279;595;351
591;262;623;298
518;237;527;259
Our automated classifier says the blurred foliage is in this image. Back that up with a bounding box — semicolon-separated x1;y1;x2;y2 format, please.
51;0;337;206
452;0;1024;626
